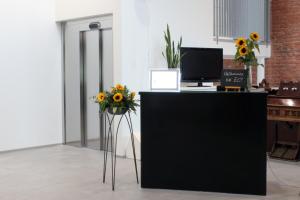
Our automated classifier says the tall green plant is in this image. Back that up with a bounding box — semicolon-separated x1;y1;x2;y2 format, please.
162;24;183;68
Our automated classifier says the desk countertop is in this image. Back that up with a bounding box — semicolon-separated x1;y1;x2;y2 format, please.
139;90;267;94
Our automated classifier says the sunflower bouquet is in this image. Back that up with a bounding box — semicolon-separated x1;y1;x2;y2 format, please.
95;84;139;114
234;32;262;67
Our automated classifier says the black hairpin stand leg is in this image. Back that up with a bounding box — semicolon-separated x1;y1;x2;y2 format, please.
125;112;139;184
112;114;124;191
109;114;115;190
102;113;107;183
102;113;115;184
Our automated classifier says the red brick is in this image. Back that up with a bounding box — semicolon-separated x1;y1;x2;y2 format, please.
266;0;300;86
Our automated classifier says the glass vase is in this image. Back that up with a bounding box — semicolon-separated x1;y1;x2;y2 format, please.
244;65;252;91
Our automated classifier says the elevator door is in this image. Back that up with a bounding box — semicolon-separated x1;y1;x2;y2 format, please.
64;16;113;150
82;30;101;149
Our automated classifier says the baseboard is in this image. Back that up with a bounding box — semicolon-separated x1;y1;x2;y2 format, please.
0;143;63;154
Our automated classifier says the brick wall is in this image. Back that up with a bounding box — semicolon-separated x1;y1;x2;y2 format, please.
265;0;300;86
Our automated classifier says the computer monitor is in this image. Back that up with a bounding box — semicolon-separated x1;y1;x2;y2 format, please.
180;47;223;86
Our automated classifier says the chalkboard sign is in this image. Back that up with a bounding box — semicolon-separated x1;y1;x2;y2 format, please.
221;69;248;88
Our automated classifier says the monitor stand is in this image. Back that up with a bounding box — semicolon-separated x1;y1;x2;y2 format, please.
187;82;213;87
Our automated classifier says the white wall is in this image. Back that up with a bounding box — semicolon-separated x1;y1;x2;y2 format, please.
0;0;63;151
55;0;116;22
146;0;270;69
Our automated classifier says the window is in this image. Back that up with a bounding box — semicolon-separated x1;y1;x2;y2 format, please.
214;0;270;43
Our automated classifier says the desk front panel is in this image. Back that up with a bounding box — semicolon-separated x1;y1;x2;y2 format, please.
140;92;267;195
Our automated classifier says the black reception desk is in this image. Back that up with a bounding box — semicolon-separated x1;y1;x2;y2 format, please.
140;91;267;196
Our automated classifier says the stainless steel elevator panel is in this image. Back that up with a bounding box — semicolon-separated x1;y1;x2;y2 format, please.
65;25;81;146
82;31;101;149
99;29;114;150
64;16;113;149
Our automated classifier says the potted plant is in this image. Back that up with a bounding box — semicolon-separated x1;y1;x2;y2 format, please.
162;24;184;68
234;32;264;91
94;84;139;115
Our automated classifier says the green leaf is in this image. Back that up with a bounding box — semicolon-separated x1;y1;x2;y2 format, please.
167;24;171;44
162;24;183;68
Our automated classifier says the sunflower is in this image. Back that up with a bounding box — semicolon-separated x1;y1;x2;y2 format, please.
239;46;248;57
97;92;106;102
250;32;260;41
235;37;247;47
115;84;124;91
113;93;123;103
130;92;136;99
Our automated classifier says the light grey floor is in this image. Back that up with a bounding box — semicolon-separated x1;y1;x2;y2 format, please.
0;145;300;200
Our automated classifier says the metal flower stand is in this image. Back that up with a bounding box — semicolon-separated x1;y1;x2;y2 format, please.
101;110;139;190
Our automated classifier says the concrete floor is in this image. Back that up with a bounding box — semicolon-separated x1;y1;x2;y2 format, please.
0;145;300;200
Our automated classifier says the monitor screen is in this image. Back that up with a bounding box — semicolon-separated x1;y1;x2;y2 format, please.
180;48;223;82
